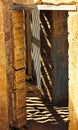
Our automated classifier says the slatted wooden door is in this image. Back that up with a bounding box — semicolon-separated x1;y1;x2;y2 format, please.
32;8;41;88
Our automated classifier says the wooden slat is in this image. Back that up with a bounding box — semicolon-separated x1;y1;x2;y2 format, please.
37;4;77;11
52;11;68;105
11;4;77;11
25;10;32;76
10;4;29;10
32;8;41;88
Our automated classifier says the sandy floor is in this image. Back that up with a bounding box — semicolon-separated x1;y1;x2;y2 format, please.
12;81;68;130
25;97;68;130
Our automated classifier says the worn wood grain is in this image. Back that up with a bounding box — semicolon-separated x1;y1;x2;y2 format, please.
25;10;32;76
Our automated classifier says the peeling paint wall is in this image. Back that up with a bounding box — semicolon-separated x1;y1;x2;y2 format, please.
42;0;78;4
68;11;78;130
0;1;11;130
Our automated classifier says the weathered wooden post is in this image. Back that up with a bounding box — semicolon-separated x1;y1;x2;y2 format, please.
52;11;68;105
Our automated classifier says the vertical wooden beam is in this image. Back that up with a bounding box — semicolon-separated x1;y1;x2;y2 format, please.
68;11;78;130
25;10;32;77
52;11;68;105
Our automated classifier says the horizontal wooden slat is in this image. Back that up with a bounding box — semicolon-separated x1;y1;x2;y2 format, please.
10;4;29;10
11;4;76;11
37;4;77;11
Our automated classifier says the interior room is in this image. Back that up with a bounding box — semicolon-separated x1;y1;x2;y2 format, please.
0;1;78;130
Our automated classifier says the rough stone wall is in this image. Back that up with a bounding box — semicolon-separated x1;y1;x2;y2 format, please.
12;0;78;5
13;0;41;5
68;11;78;130
2;0;78;5
0;1;10;130
0;1;27;129
42;0;78;4
11;10;26;128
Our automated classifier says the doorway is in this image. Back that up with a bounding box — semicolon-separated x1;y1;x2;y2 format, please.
26;9;68;105
25;8;68;130
10;5;69;130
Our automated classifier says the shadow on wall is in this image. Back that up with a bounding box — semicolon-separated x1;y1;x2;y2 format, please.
40;10;53;103
29;10;68;106
40;11;68;105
